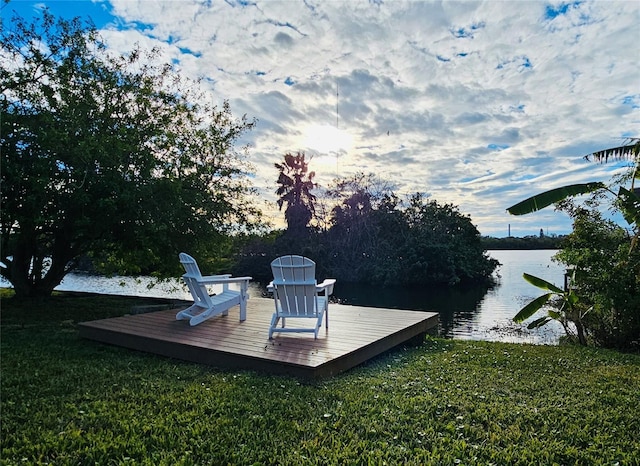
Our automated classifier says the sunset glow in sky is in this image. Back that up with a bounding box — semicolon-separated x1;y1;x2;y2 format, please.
4;0;639;236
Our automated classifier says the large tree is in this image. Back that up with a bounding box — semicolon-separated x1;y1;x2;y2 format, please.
324;174;497;285
1;11;260;297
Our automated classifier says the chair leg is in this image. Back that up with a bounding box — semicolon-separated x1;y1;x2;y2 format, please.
269;313;280;339
239;298;247;322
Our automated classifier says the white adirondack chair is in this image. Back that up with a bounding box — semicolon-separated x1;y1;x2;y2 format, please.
176;253;251;326
267;255;336;339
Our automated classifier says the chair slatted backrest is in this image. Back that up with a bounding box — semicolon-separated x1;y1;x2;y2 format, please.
271;255;317;317
179;252;209;307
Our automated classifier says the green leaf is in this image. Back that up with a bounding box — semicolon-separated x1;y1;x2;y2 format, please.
523;273;564;293
506;183;606;215
548;310;561;319
617;186;640;227
513;293;552;323
587;141;640;163
567;291;579;306
527;316;551;329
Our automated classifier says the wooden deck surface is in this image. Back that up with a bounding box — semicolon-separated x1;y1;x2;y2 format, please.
78;297;438;379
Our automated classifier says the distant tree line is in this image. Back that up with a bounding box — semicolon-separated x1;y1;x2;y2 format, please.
233;153;499;287
481;235;564;250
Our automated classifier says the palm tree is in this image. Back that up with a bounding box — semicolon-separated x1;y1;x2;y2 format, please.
275;152;317;236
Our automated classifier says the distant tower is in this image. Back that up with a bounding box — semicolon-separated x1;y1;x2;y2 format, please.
508;224;511;237
539;228;544;238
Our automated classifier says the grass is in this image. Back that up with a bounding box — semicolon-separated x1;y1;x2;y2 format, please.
2;290;639;465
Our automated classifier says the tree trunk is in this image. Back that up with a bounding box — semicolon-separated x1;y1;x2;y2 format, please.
575;319;587;346
4;231;75;299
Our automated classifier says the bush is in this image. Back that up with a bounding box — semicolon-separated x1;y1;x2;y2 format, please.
555;205;640;350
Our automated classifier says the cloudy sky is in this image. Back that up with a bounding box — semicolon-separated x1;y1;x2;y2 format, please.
5;0;639;236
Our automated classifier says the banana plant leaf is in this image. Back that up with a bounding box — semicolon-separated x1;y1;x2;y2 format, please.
567;291;579;306
523;272;564;293
513;292;552;323
586;141;640;163
548;310;561;320
617;186;640;227
527;316;552;329
507;182;606;215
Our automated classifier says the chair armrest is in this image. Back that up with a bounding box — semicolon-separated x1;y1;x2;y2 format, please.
198;275;252;285
317;279;336;295
197;273;231;281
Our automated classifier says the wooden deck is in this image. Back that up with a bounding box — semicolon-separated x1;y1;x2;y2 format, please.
78;297;438;379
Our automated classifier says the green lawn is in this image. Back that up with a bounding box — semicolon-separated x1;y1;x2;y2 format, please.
2;290;639;465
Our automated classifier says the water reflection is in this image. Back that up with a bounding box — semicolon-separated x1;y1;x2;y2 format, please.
325;249;566;344
330;281;489;338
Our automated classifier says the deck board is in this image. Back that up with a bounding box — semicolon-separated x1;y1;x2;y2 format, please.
78;297;438;378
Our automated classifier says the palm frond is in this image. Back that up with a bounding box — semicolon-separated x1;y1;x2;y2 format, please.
584;138;640;163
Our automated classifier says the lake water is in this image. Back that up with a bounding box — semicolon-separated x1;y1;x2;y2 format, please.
1;249;566;344
328;249;566;344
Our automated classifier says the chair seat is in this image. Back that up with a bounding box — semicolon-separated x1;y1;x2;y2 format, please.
209;290;241;308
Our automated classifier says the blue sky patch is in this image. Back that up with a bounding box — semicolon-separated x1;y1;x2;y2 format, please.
451;21;486;39
5;0;115;28
622;95;639;109
544;2;576;20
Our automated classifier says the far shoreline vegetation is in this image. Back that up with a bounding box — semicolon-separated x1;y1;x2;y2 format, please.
480;234;564;250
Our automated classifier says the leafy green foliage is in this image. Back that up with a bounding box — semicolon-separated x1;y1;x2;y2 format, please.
522;273;564;293
0;11;260;298
311;175;499;286
512;292;552;323
2;291;639;465
554;205;640;349
513;270;587;343
508;139;640;350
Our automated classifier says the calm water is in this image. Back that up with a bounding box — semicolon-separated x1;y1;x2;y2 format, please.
1;250;566;344
330;249;566;344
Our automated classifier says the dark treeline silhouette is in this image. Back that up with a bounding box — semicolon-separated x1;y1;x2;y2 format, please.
233;156;499;286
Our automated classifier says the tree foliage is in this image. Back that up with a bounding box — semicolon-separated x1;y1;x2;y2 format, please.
238;172;498;287
0;11;260;297
555;202;640;348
